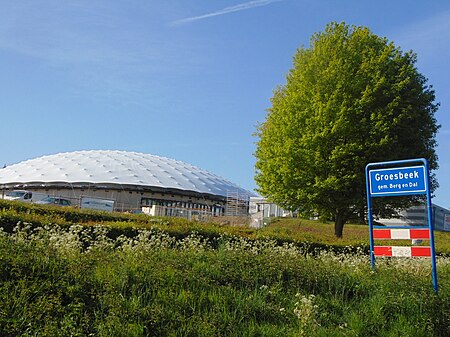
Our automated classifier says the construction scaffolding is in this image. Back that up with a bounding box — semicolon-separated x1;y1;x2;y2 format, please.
225;190;250;217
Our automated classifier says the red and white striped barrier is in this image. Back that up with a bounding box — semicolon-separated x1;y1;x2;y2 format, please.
373;228;430;240
372;228;431;257
374;246;431;257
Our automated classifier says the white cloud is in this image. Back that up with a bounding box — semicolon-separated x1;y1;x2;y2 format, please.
170;0;283;26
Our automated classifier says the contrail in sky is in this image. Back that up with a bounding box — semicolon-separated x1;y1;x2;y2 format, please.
170;0;283;26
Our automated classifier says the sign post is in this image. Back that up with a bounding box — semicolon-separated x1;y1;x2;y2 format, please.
365;158;438;293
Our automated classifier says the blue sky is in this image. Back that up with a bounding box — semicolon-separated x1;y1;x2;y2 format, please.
1;1;449;207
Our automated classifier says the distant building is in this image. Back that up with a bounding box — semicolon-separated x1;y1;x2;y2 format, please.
249;197;291;227
0;150;253;216
376;203;450;232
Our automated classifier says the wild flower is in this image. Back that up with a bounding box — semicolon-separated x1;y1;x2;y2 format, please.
3;219;450;279
47;225;84;256
293;293;320;336
119;228;176;255
176;232;211;251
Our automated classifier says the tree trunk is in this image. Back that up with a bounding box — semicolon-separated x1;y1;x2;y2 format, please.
334;210;346;238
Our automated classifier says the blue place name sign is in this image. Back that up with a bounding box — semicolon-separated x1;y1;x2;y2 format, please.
369;165;427;197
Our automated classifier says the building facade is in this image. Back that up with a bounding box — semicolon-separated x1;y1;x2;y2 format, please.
0;150;252;216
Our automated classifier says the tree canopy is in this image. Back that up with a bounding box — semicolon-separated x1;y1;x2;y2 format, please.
254;22;440;237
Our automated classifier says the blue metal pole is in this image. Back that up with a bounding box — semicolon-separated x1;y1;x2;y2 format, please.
423;159;438;293
365;163;375;269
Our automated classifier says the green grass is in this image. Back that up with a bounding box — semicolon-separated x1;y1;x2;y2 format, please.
1;200;450;336
2;199;450;253
257;218;450;255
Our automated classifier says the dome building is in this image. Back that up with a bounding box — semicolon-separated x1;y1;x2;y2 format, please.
0;150;252;215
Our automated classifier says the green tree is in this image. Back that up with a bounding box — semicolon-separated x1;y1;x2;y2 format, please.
254;22;440;238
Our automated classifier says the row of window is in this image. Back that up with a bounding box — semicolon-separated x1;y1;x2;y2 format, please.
141;197;222;211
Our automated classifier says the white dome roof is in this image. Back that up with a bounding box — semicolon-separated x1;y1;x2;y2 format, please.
0;150;251;197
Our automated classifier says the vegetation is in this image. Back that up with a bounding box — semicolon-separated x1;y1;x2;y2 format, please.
254;22;440;237
3;199;450;253
1;200;450;336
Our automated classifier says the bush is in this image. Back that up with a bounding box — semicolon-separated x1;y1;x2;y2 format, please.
0;223;449;336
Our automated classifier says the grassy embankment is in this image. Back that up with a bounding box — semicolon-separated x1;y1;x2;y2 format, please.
1;200;450;336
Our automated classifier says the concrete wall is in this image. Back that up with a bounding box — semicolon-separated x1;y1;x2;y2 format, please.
1;186;226;213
